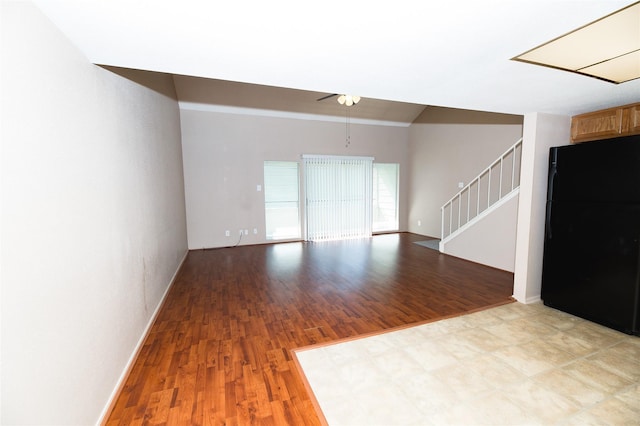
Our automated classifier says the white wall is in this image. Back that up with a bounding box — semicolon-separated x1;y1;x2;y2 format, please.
441;192;520;272
180;106;410;249
408;121;523;238
1;3;188;424
513;113;570;303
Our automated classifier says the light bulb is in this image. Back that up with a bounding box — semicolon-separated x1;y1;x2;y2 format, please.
337;94;361;106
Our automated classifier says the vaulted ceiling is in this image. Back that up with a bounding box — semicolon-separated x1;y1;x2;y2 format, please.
33;0;639;123
171;75;428;124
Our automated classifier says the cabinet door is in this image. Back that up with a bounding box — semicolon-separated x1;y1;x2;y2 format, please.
571;107;622;143
629;105;640;135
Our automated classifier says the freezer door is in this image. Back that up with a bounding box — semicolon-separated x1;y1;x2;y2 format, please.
550;135;640;203
542;201;640;335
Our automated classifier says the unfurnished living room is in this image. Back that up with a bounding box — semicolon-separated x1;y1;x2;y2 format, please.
2;1;640;425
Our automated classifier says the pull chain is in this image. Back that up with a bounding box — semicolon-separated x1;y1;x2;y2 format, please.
345;107;351;148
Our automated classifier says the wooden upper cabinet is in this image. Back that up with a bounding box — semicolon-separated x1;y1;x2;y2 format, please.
629;105;640;134
571;102;640;143
571;108;622;143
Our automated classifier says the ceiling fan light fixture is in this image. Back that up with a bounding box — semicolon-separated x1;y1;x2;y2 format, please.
337;94;360;106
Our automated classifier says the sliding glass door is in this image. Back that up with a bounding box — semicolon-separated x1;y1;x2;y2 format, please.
264;157;399;241
303;155;373;241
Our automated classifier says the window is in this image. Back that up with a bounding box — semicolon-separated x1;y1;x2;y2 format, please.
372;163;399;232
264;161;300;240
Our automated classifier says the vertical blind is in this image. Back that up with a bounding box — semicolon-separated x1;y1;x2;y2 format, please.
303;155;374;241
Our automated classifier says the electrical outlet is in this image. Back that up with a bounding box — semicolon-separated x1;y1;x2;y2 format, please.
418;220;421;227
225;230;230;237
253;228;258;235
239;229;243;236
244;229;249;235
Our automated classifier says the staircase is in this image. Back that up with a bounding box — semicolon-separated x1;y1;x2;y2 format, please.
439;138;523;270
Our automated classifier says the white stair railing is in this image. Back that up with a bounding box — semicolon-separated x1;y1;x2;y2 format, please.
441;138;523;240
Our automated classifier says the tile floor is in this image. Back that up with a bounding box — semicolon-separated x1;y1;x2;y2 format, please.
293;302;640;425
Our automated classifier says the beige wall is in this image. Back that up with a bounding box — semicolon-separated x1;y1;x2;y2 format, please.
441;192;520;272
181;105;524;260
1;3;188;424
513;113;570;303
407;119;523;238
180;107;410;249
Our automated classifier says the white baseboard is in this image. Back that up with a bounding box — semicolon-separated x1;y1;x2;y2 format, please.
97;249;189;425
512;293;542;304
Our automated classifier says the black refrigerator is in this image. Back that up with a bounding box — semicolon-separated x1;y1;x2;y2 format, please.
542;134;640;336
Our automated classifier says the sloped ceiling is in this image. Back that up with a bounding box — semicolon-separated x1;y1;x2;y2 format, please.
33;0;640;120
172;75;428;124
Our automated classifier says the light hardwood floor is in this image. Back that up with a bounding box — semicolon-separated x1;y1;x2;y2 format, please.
104;233;514;425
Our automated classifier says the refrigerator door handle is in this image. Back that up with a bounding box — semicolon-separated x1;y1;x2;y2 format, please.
633;236;640;333
546;202;553;240
547;149;558;201
546;157;557;240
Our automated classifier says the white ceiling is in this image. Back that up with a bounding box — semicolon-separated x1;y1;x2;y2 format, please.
32;0;640;118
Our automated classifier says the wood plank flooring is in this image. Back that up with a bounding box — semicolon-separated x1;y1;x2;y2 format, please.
104;233;514;425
